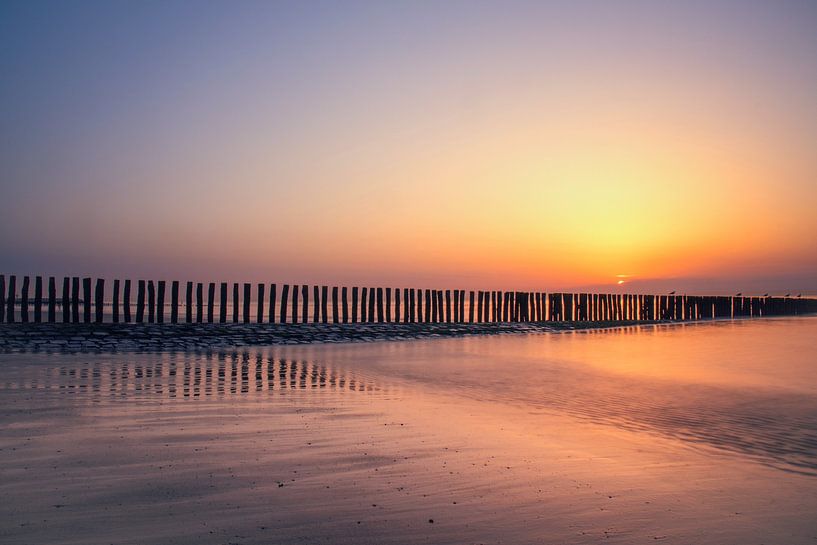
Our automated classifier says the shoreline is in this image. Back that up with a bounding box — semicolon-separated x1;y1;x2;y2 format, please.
0;320;673;354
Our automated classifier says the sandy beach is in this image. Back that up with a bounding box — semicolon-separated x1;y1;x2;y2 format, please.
2;317;816;544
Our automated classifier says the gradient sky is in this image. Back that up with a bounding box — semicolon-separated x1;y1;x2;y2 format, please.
1;1;816;294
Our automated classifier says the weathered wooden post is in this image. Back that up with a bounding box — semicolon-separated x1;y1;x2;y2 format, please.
124;279;132;323
83;277;92;323
351;287;359;323
257;284;265;323
268;284;277;324
369;287;377;323
33;276;43;323
95;278;105;323
215;283;225;323
70;277;79;323
343;287;349;323
301;285;308;323
404;288;411;322
205;283;214;323
20;276;29;323
182;281;191;323
135;280;145;323
408;288;415;323
156;280;166;324
423;289;430;322
310;285;318;323
279;284;289;324
291;284;299;324
467;291;474;323
147;280;155;323
232;283;239;323
242;283;250;323
384;288;391;323
195;282;203;323
332;286;339;323
376;287;384;323
361;287;368;322
0;275;4;323
6;275;17;323
170;281;179;324
445;290;452;323
394;287;401;323
111;279;119;323
321;286;329;323
48;276;57;323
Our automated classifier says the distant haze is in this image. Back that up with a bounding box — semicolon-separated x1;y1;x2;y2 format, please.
1;1;816;294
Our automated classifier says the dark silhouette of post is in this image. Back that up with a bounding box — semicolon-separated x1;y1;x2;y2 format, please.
445;290;452;323
361;287;368;322
404;288;411;323
342;287;349;323
49;276;57;323
207;283;215;323
219;282;227;323
124;280;132;323
70;277;80;323
279;284;289;323
300;284;308;323
321;285;329;324
95;278;104;323
156;281;166;323
0;275;4;324
34;276;42;322
195;283;203;323
268;284;277;324
243;283;251;323
83;277;92;323
351;287;359;323
394;288;401;323
232;283;239;323
61;277;70;323
312;285;320;323
135;280;145;323
291;285;299;324
415;288;422;323
368;287;376;323
146;281;155;323
170;281;179;323
183;281;191;323
6;275;16;323
410;288;417;323
20;276;29;323
376;288;384;323
385;288;391;323
257;284;265;323
332;286;339;323
112;279;119;323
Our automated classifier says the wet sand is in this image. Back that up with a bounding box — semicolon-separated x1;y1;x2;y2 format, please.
2;317;816;544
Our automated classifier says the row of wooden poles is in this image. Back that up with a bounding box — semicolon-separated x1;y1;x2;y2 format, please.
1;275;815;325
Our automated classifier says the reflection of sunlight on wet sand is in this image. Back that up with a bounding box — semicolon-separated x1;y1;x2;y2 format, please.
1;318;817;544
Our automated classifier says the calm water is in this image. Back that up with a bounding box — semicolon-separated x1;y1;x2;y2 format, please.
1;317;816;544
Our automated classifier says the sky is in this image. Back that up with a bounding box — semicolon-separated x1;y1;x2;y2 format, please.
1;0;816;294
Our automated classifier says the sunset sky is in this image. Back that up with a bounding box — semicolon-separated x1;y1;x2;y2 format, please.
1;1;816;294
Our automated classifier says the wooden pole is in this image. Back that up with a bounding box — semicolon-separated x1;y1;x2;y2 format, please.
136;280;145;323
169;281;178;323
195;282;203;323
0;275;4;323
394;288;401;323
352;287;359;323
207;283;215;323
111;279;119;323
368;287;376;323
257;284;265;323
301;284;308;323
94;278;104;323
409;288;416;323
376;287;384;323
279;284;289;324
124;279;132;323
404;288;410;323
20;276;29;323
219;282;227;323
183;281;191;323
321;285;329;324
48;276;57;323
268;284;277;324
291;284;299;324
331;286;338;323
243;283;251;323
147;280;155;323
232;283;239;323
445;290;452;323
34;276;42;323
343;287;349;323
424;289;431;322
385;287;391;323
83;277;92;323
361;287;368;322
156;280;165;324
313;285;320;323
